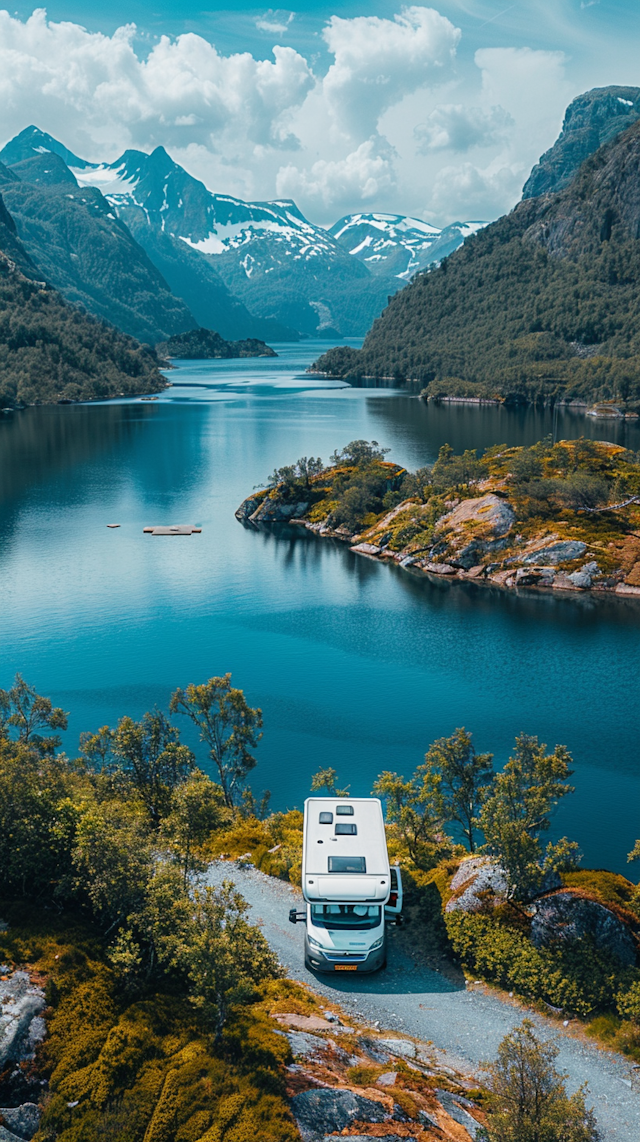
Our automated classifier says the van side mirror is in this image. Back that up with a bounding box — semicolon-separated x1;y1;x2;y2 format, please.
289;909;306;924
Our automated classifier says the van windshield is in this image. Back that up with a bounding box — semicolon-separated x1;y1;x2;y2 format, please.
310;905;381;930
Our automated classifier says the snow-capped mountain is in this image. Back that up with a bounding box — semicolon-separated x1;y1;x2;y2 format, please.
0;126;485;338
67;145;390;336
330;213;487;280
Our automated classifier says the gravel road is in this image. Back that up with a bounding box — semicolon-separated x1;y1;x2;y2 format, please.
206;861;640;1142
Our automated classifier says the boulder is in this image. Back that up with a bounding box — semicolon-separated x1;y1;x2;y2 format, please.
0;1105;41;1141
0;973;45;1068
250;498;309;523
531;891;637;966
435;1090;482;1139
445;857;508;913
515;566;556;587
286;1031;327;1058
291;1089;394;1142
568;561;599;588
522;540;586;565
433;494;515;569
436;494;515;539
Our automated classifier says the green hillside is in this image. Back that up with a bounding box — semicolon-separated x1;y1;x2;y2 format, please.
0;195;166;407
0;155;195;345
313;119;640;407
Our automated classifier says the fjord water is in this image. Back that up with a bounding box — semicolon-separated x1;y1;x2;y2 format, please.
1;342;639;873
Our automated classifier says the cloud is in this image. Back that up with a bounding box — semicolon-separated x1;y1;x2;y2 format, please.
0;9;313;154
321;6;461;137
276;138;397;214
415;103;514;151
428;158;525;219
255;10;295;36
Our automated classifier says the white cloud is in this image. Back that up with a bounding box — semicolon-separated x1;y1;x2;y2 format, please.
255;10;295;37
321;6;460;137
429;158;526;220
0;9;313;154
276;138;397;214
415;103;514;151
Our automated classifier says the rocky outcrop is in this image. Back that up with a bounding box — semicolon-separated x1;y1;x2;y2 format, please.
522;86;640;199
291;1089;397;1141
531;891;638;966
278;1010;485;1142
0;1104;41;1141
432;494;515;569
445;857;562;913
0;969;44;1141
235;491;309;524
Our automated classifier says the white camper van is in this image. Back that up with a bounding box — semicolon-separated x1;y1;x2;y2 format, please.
289;797;403;973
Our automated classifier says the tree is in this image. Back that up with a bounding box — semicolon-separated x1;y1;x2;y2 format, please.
372;767;450;871
110;710;194;826
479;734;580;900
420;728;493;852
170;675;263;808
267;456;324;495
0;735;80;899
430;444;486;491
177;883;281;1043
72;800;154;933
330;440;390;467
483;1020;599;1142
310;767;349;797
161;771;231;885
78;725;114;768
0;673;68;754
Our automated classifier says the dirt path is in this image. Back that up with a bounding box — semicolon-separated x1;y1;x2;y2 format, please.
206;861;640;1142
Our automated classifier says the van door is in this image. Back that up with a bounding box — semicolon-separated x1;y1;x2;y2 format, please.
384;866;403;921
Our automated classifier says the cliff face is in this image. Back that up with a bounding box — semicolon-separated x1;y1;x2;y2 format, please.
522;85;640;199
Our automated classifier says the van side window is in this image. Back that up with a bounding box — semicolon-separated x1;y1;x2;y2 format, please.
328;856;366;873
390;868;398;889
318;812;333;824
335;804;354;815
335;822;357;835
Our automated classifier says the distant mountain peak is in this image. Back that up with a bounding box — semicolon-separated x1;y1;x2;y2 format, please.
329;212;487;280
0;125;96;172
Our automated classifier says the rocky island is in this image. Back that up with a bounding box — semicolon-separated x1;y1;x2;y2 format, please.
236;437;640;599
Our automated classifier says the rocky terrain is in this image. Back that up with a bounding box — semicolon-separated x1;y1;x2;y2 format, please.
279;1010;485;1142
0;952;45;1142
236;439;640;602
523;85;640;199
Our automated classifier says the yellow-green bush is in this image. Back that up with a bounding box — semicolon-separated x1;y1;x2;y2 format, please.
0;906;298;1142
445;910;639;1018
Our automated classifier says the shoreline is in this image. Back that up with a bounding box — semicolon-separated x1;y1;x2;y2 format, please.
284;517;640;601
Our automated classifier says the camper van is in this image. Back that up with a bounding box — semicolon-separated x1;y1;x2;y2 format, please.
289;797;403;973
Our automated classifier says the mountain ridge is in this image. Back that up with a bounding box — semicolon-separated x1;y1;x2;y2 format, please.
311;116;640;406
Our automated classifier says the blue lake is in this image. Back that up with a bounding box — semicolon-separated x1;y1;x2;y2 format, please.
1;341;639;873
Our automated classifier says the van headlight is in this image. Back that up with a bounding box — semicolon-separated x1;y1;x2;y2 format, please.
308;936;328;950
370;936;384;951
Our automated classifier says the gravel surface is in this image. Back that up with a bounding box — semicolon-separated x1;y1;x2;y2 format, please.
206;861;640;1142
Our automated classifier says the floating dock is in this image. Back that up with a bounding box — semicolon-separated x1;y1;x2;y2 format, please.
143;525;202;536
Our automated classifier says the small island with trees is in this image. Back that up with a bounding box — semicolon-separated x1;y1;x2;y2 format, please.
236;437;640;599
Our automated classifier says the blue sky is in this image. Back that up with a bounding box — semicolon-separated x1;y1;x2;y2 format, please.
2;3;639;224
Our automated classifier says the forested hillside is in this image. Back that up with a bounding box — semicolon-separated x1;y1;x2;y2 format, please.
0;155;195;345
0;195;166;407
313;119;640;407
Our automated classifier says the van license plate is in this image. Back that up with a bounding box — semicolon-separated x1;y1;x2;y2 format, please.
335;965;358;971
